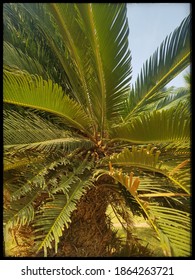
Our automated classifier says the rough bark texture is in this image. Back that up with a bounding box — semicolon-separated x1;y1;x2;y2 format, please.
54;185;121;257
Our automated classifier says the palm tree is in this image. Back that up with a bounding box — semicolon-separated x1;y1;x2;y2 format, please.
3;3;191;257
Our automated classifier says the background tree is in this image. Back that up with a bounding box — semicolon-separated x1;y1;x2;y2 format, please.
3;3;191;257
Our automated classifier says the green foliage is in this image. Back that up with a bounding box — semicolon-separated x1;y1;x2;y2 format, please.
126;14;191;119
108;145;163;171
4;69;93;135
3;3;191;257
111;105;190;144
148;206;191;256
106;166;191;256
34;177;94;256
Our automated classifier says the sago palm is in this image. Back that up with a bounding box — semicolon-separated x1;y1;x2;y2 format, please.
3;3;191;257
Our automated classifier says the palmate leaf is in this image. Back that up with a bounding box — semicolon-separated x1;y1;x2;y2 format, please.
111;104;190;145
34;177;94;257
3;69;93;136
126;14;191;119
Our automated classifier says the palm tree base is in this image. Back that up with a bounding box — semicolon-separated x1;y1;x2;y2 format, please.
44;185;153;257
48;185;121;257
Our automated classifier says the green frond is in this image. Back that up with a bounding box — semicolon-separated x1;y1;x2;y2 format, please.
3;3;72;92
111;105;190;144
4;108;94;157
126;14;191;119
131;86;190;114
5;138;93;155
148;205;191;256
107;145;190;194
4;188;39;229
4;109;68;146
4;152;74;204
3;41;48;79
183;71;191;89
168;161;191;194
108;145;164;173
3;69;93;136
46;4;95;120
8;158;66;201
76;4;131;134
34;177;94;257
106;169;191;256
52;153;94;194
155;88;190;111
40;3;132;135
4;155;44;172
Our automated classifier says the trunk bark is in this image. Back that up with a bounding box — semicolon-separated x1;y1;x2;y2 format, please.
54;185;121;257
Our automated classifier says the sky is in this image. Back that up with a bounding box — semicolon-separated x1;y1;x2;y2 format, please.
126;3;191;88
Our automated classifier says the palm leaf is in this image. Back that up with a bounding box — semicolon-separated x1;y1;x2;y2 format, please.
108;146;190;194
76;4;131;134
3;3;72;92
167;160;191;194
14;3;97;130
183;71;191;89
107;169;191;256
155;88;190;111
33;153;94;256
148;205;191;256
5;138;93;155
111;105;190;145
34;177;94;256
131;86;190;114
7;158;69;201
3;69;94;136
46;4;95;118
51;152;94;194
4;188;39;229
4;109;69;145
4;154;44;172
4;108;94;156
3;41;48;79
126;14;191;119
108;145;163;173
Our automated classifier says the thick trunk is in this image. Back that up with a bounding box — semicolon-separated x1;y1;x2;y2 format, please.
54;185;121;257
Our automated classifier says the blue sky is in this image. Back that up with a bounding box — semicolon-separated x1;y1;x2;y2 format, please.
126;3;191;87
